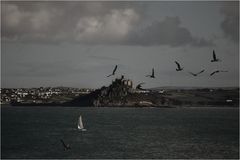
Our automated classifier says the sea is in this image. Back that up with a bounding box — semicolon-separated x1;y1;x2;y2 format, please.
1;105;239;159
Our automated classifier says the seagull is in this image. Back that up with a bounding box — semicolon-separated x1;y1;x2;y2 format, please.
136;82;145;90
107;65;118;77
146;68;155;78
211;50;220;62
188;69;205;76
175;61;183;71
60;139;71;151
210;70;228;76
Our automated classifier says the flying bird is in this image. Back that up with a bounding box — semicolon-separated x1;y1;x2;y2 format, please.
210;70;228;76
107;65;118;77
211;50;220;62
60;139;71;151
175;61;183;71
146;68;155;78
188;70;205;76
136;82;145;90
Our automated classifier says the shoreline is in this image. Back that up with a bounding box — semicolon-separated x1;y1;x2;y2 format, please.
2;103;239;109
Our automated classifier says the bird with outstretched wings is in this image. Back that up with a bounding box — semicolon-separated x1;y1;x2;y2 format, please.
175;61;183;71
211;50;220;62
136;82;145;90
146;68;155;78
210;70;227;76
188;69;205;76
60;139;71;151
107;65;118;77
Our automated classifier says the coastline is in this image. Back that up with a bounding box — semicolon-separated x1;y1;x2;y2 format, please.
6;103;239;108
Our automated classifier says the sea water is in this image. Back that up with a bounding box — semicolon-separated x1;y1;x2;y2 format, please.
1;106;239;159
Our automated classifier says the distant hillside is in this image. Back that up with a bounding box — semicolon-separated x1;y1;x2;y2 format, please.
151;86;239;91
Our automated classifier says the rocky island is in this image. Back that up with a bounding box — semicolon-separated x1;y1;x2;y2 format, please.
66;76;239;107
67;75;169;107
7;76;239;107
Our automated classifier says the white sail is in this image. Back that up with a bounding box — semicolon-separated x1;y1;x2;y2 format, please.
78;115;86;131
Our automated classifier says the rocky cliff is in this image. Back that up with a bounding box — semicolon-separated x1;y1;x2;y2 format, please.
66;76;168;107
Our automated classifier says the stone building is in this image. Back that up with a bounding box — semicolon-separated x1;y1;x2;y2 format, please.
93;75;133;106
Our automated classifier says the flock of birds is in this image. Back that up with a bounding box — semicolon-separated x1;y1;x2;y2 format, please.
106;50;228;90
60;50;228;150
174;50;227;76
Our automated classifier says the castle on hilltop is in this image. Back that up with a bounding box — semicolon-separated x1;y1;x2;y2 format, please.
93;75;133;106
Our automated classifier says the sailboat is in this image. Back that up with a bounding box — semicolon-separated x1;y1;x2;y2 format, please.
78;115;87;131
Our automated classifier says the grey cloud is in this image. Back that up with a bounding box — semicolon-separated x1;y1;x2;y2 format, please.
126;17;213;47
2;1;212;47
220;2;239;43
1;1;144;44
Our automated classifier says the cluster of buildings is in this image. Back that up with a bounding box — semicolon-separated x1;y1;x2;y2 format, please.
0;87;94;104
102;76;133;95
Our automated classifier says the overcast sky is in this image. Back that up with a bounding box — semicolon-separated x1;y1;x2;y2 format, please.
1;1;239;88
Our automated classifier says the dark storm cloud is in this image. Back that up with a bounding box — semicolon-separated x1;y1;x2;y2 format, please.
126;16;213;47
220;1;239;43
2;1;211;47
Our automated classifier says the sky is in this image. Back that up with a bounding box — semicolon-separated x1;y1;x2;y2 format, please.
1;1;239;89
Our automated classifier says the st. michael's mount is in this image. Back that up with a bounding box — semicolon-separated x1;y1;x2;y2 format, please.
67;75;169;107
8;75;239;107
